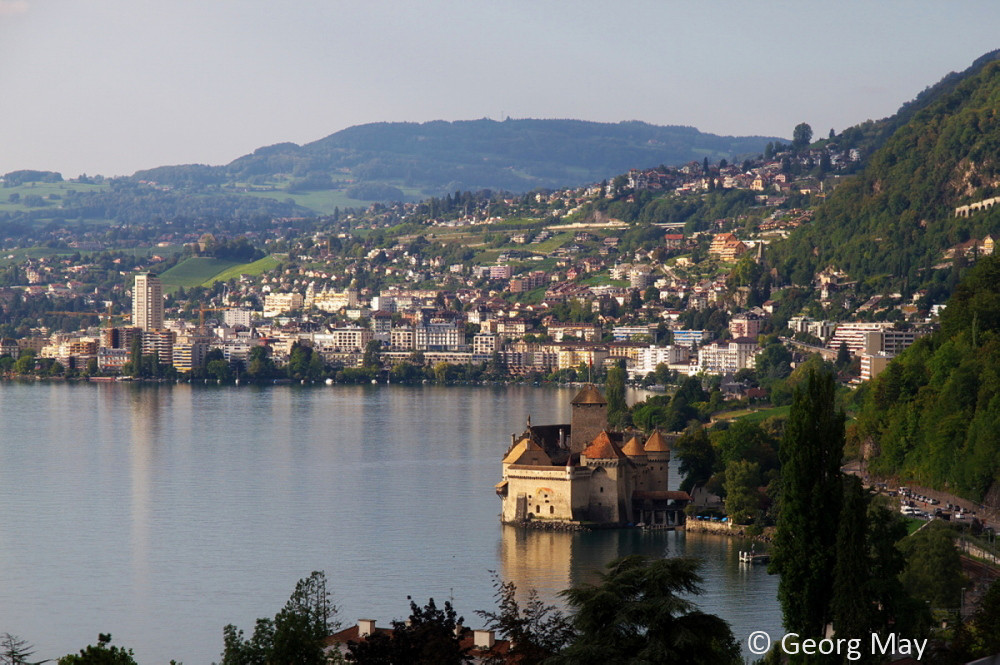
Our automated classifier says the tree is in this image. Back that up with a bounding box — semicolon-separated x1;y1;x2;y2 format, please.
474;574;572;665
769;369;844;643
221;571;339;665
247;346;277;381
605;365;630;429
362;340;381;369
835;341;851;369
898;522;967;610
674;423;717;493
830;476;920;663
128;336;142;378
0;634;41;665
287;342;314;380
207;358;233;382
272;571;340;665
723;460;762;524
955;578;1000;658
58;635;137;665
346;598;471;665
13;350;35;375
792;123;813;150
551;555;741;665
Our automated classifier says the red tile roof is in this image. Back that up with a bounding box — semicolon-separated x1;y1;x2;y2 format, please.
582;431;626;459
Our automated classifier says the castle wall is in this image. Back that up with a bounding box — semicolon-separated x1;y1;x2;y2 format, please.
647;452;671;492
501;466;591;523
583;463;634;523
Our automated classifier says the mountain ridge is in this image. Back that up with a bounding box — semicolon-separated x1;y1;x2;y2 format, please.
132;117;785;197
772;50;1000;293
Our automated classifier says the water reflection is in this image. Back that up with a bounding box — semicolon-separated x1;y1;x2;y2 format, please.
499;525;784;658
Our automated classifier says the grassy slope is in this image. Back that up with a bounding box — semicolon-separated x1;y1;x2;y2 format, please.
209;255;282;284
159;257;242;289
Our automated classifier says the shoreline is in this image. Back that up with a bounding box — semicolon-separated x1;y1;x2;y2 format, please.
685;518;775;544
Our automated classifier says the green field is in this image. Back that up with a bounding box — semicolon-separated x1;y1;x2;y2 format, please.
0;181;110;213
210;255;282;283
158;254;284;291
242;183;426;214
726;405;792;423
159;258;242;289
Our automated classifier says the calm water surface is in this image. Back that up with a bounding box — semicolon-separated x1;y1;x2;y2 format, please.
0;382;781;663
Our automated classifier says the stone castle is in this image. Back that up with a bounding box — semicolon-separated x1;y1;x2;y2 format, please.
496;385;690;527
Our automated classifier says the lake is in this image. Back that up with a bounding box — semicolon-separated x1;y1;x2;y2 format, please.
0;382;782;663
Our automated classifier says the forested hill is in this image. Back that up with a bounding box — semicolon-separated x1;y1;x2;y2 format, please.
853;255;1000;507
134;118;782;197
772;51;1000;294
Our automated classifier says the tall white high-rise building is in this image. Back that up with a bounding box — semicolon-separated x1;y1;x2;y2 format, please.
133;272;164;331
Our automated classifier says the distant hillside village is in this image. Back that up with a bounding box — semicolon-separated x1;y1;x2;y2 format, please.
1;140;992;392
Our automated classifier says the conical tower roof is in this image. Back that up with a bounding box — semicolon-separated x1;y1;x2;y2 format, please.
622;435;647;458
582;431;626;460
644;430;671;453
571;384;607;405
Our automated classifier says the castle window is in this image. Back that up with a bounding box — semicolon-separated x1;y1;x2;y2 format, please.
599;487;604;493
536;505;541;513
549;506;554;514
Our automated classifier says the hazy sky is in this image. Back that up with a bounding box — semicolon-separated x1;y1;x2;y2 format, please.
1;1;998;178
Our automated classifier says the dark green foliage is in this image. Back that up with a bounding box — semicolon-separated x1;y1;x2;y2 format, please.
674;423;717;494
830;478;914;661
2;170;63;186
722;460;762;524
58;635;137;665
714;420;779;472
286;342;326;381
246;345;278;381
773;57;1000;296
551;555;741;665
474;574;573;665
221;571;339;665
769;369;845;640
954;578;1000;658
940;253;1000;338
605;365;630;429
898;522;967;610
345;598;471;665
792;123;813;150
854;256;1000;501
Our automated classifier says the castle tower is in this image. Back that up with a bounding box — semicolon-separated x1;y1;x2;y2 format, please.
644;430;671;492
622;434;648;493
580;431;633;523
569;385;608;454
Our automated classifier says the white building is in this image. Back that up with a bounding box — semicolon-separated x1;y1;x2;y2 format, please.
415;321;465;351
697;338;760;375
314;327;373;353
224;308;255;328
473;333;498;359
263;292;304;318
628;345;691;380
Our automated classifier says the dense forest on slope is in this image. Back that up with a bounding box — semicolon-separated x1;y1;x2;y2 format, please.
773;54;1000;294
853;255;1000;504
134;118;782;196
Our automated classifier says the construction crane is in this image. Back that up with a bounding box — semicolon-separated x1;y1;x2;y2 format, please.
44;304;130;329
198;306;231;333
